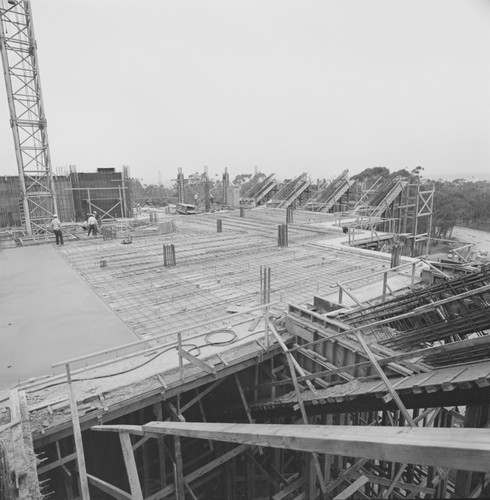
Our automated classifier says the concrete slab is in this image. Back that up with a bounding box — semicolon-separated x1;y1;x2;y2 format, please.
0;245;138;391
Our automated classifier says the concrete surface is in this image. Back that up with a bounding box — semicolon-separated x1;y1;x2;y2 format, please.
0;245;139;391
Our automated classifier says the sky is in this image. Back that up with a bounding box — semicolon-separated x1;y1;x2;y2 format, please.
0;0;489;186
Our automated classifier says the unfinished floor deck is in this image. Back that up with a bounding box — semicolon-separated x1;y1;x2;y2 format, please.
55;208;417;340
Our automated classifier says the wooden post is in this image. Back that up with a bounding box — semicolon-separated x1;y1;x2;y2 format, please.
155;403;167;490
65;363;90;500
354;332;415;427
178;332;183;381
119;432;143;499
174;436;185;500
87;187;91;214
264;305;270;350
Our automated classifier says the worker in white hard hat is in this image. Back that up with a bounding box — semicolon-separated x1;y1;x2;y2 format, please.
51;214;64;245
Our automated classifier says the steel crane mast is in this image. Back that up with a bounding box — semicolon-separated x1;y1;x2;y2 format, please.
0;0;57;235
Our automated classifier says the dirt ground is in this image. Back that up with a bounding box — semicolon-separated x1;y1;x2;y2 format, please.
452;226;490;255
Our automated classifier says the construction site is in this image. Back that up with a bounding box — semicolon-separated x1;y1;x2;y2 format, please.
2;1;490;500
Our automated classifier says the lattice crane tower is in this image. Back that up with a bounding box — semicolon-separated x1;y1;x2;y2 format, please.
0;0;58;235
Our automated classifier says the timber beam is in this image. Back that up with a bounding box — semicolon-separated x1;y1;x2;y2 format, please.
93;422;490;473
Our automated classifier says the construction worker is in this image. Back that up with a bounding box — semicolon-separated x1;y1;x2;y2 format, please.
87;213;98;236
51;214;64;245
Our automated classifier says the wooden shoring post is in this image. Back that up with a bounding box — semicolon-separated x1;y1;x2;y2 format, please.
284;352;326;494
65;363;90;500
225;445;235;500
338;284;362;307
261;265;264;305
118;186;123;218
55;441;74;495
173;435;185;499
270;357;276;401
260;265;263;305
304;453;317;499
381;463;407;499
253;363;259;405
234;374;254;423
267;266;271;304
139;409;150;497
177;331;183;381
119;432;144;500
86;474;132;499
269;324;318;396
353;331;416;427
87;187;91;214
195;389;213;451
246;448;256;499
324;458;370;495
155;402;167;490
333;475;369;500
411;261;417;286
165;400;185;500
180;378;226;414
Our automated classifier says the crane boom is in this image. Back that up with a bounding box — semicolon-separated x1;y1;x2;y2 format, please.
0;0;57;235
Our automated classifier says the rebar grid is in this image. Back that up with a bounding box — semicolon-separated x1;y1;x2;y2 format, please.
58;217;393;340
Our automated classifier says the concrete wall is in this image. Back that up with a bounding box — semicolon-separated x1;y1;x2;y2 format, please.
0;170;132;229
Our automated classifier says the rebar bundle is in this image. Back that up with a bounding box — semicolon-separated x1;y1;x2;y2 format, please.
163;244;176;267
340;264;490;350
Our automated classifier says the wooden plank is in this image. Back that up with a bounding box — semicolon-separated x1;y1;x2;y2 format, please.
179;349;216;375
126;422;490;472
381;464;407;499
0;419;20;434
325;458;370;495
269;324;318;395
353;331;415;427
272;476;305;500
154;403;167;490
174;435;185;500
333;475;369;500
87;473;132;500
145;443;249;500
38;452;77;475
359;473;435;495
65;365;90;500
284;352;326;493
234;374;254;423
36;343;281;448
119;432;144;500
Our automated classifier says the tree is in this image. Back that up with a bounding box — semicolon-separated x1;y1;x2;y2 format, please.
237;172;267;195
233;174;252;186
